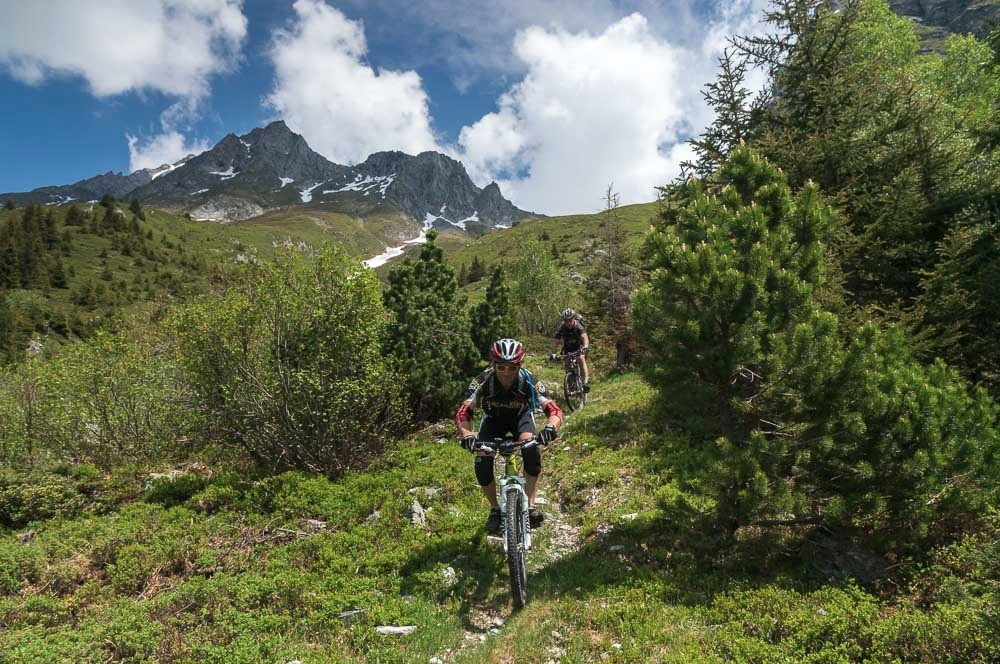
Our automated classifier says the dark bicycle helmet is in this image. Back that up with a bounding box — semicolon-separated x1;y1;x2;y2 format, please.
561;308;576;320
491;338;526;364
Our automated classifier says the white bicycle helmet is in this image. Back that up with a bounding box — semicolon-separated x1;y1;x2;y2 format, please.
491;338;526;364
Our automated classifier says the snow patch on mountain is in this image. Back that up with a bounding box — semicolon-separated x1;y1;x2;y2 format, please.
362;214;436;269
300;181;324;203
279;177;294;188
325;173;396;198
210;166;237;180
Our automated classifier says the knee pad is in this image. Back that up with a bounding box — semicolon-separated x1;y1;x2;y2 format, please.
522;446;542;477
474;456;495;486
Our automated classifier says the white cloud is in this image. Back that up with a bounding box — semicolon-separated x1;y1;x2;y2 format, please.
127;131;211;173
0;0;247;175
0;0;246;98
456;4;769;214
265;0;439;164
456;14;682;214
333;0;709;91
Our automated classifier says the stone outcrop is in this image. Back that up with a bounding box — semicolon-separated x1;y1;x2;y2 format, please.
889;0;1000;50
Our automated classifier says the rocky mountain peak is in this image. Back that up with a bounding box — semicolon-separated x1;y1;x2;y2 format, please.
2;120;532;230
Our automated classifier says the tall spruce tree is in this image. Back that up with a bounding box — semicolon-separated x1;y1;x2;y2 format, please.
384;231;478;420
469;266;517;360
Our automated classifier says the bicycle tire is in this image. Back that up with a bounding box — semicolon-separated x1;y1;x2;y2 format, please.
505;489;528;609
563;370;583;412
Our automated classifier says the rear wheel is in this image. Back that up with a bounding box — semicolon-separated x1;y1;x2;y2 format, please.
505;490;528;609
564;369;584;412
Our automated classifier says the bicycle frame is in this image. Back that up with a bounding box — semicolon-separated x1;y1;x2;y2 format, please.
556;350;586;411
485;438;533;553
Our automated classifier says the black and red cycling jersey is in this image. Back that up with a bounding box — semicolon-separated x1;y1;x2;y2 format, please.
554;317;586;350
455;366;562;426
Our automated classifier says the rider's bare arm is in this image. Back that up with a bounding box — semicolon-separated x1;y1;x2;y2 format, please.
581;332;590;348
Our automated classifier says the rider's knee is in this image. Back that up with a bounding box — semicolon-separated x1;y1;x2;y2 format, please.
474;456;494;486
522;446;542;477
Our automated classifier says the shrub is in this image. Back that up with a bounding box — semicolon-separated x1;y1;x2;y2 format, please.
0;327;194;468
0;471;84;528
175;245;408;477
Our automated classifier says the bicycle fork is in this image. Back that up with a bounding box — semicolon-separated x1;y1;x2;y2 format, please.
498;476;531;553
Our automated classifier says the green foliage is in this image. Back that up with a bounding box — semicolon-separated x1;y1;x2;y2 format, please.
142;472;208;508
508;237;564;333
176;244;407;477
681;48;765;179
0;470;84;528
469;266;517;360
918;212;1000;389
0;326;193;468
636;147;999;542
384;231;478;421
635;146;832;441
128;199;145;221
467;254;487;282
711;0;1000;389
774;322;999;543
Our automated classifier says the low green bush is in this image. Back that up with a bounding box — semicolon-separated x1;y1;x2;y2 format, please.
0;471;84;528
175;245;408;478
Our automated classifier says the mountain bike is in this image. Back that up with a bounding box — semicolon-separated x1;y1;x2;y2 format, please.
477;436;540;609
556;350;587;411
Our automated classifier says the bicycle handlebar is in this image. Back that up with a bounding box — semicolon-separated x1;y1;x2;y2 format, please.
553;351;582;359
476;436;540;456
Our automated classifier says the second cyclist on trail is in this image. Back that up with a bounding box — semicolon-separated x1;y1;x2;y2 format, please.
551;308;590;392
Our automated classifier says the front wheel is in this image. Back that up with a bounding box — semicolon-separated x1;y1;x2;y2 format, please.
505;490;528;609
564;370;584;412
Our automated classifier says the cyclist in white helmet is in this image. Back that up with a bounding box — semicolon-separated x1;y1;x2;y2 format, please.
551;308;590;391
455;338;563;533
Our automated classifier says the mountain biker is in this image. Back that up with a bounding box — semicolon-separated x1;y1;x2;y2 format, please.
455;338;564;534
551;308;590;391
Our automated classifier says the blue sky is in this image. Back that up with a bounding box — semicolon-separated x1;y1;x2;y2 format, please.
0;0;767;214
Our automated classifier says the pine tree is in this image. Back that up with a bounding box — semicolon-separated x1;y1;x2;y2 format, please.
468;255;487;282
457;262;469;286
49;258;67;289
3;200;14;211
384;231;479;420
129;199;146;221
636;147;832;445
65;204;85;226
635;147;999;541
470;266;517;359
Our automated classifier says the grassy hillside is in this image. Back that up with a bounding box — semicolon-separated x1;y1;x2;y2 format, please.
0;201;420;362
374;202;661;311
2;346;994;661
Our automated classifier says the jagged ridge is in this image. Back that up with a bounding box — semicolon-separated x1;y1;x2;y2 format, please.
3;121;531;232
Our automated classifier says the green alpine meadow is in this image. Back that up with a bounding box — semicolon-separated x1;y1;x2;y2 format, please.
1;0;999;661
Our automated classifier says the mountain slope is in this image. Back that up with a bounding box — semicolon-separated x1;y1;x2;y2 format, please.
3;121;532;233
